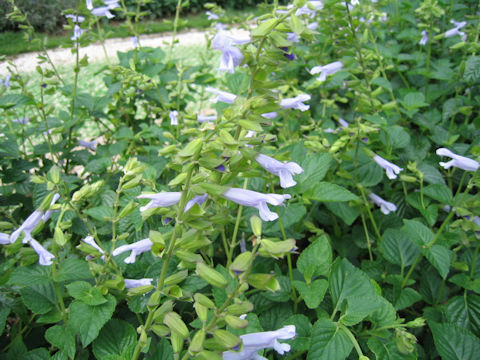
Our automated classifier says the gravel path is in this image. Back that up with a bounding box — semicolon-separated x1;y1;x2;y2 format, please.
0;29;250;76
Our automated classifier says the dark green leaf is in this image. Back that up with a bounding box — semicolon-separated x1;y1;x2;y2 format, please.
307;319;353;360
297;235;332;282
429;321;480;360
66;281;107;306
306;182;358;202
92;319;136;360
45;325;76;359
296;153;332;192
20;283;57;314
325;202;360;226
56;258;93;282
368;337;416;360
423;245;451;279
8;265;51;286
446;295;480;337
293;279;328;309
423;184;453;205
379;228;420;267
402;219;434;247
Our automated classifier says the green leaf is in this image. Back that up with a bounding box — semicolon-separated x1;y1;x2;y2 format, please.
251;18;277;37
382;125;411;149
56;258;93;282
464;56;480;83
297;235;332;282
45;325;76;359
429;321;480;360
84;206;114;221
69;294;116;347
20;283;57;314
0;94;34;109
418;163;446;185
446;294;480;336
368;337;416;360
368;297;398;328
306;182;358;202
296;153;332;192
8;265;51;286
401;92;429;110
325;202;360;226
394;288;422;310
0;307;11;336
379;228;420;267
423;184;453;205
371;77;393;91
307;319;353;360
66;281;107;306
263;203;306;235
329;258;377;314
293;279;328;309
93;319;136;360
423;245;451;279
402;219;434;247
341;297;382;326
149;338;174;360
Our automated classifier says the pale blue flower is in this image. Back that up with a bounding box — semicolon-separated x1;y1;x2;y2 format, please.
78;139;97;151
132;36;139;48
445;20;467;41
124;278;153;288
223;325;296;360
30;239;55;266
12;117;29;125
373;154;403;179
65;14;85;23
436;148;479;171
0;233;10;245
206;87;237;104
71;25;85;41
206;11;219;20
307;22;319;30
184;194;208;212
287;32;300;43
212;31;250;73
3;75;11;87
369;193;397;215
113;238;153;264
419;30;428;46
261;112;278;119
280;94;311;111
169;110;178;125
256;154;303;188
222;188;291;221
86;0;93;10
215;23;227;31
82;235;105;260
310;61;343;81
296;1;323;17
137;192;182;212
197;114;217;122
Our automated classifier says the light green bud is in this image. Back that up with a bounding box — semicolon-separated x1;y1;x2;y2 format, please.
196;262;228;288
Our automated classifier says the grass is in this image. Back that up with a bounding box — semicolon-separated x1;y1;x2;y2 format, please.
0;7;262;57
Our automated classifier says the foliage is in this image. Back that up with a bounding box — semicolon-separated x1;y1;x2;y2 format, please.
1;0;480;359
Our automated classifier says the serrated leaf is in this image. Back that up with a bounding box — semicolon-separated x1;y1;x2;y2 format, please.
251;18;277;37
56;258;93;282
69;294;116;347
394;288;422;310
8;265;51;286
281;314;312;352
92;319;136;360
45;325;76;359
20;283;57;314
445;294;480;336
84;206;114;221
379;228;420;267
368;337;416;360
306;182;358;202
0;307;10;336
341;296;381;326
423;184;453;205
325;202;360;225
293;279;328;309
0;94;34;109
423;244;451;279
429;321;480;360
296;153;332;192
66;281;107;306
149;338;174;360
402;219;434;247
464;56;480;83
297;235;332;282
307;319;353;360
371;77;393;91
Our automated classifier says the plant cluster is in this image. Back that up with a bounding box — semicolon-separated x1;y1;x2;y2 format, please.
0;0;480;359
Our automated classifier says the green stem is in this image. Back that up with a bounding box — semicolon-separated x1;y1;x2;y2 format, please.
228;178;248;266
359;186;382;243
340;323;365;358
360;213;373;261
167;0;183;62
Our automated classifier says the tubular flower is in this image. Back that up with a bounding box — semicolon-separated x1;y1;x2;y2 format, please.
256;154;304;188
65;14;85;23
436;148;479;171
137;192;182;212
206;87;237;104
212;31;250;73
0;233;10;245
222;325;296;360
30;239;55;266
112;238;153;264
169;110;178;125
310;61;343;82
124;278;153;289
82;235;105;260
197;114;217;122
222;188;291;221
280;94;311;111
296;1;323;17
78;139;97;151
419;30;428;45
373;154;403;180
206;11;219;20
261;112;278;119
184;194;208;212
86;0;93;10
445;20;467;41
368;193;397;215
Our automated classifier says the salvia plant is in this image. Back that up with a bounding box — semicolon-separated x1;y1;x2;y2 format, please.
0;0;479;359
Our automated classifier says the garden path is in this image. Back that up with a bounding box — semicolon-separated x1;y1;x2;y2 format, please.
0;28;248;76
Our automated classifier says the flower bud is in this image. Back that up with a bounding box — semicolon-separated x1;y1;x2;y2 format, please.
194;293;215;308
405;317;426;328
196;262;228;288
213;329;241;349
171;331;185;354
163;311;189;338
395;328;417;354
226;301;254;315
147;291;162;308
225;314;249;329
259;238;296;259
165;270;188;286
230;251;252;274
153;299;174;322
122;175;142;190
152;324;170;337
250;215;262;237
247;273;280;291
195;350;223;360
176;250;203;264
189;330;206;354
194;302;208;321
